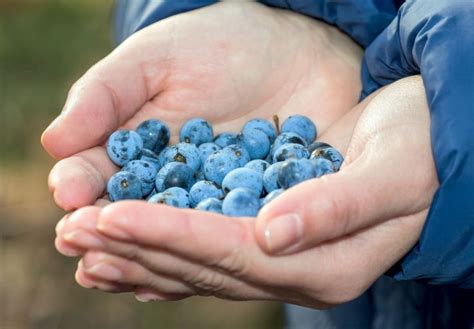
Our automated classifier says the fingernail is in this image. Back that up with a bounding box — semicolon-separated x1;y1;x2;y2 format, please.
87;262;123;281
264;213;303;253
56;237;81;257
135;292;162;303
63;229;104;249
97;216;133;241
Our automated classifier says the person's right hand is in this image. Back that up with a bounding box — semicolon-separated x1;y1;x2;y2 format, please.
41;1;362;211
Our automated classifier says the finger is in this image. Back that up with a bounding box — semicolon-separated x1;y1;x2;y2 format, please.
58;207;277;300
67;201;352;304
94;198;111;208
81;251;195;297
67;231;272;300
41;28;171;159
56;206;102;256
56;205;277;299
97;202;247;264
134;287;189;303
59;203;246;268
59;207;280;300
55;213;83;257
48;147;117;211
95;202;306;297
75;259;133;293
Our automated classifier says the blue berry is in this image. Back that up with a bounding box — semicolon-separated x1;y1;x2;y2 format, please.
139;149;161;171
189;180;224;207
203;149;241;186
264;152;274;164
106;130;143;167
272;143;310;162
179;118;213;146
148;192;180;207
155;162;195;192
136;119;170;153
263;162;284;193
195;170;206;181
213;132;239;148
162;187;190;208
222;168;263;196
273;132;307;147
307;142;332;154
122;159;159;195
158;145;170;166
281;115;317;144
146;188;157;200
195;198;223;214
269;132;307;161
198;142;221;164
261;188;284;207
238;128;270;160
244;159;270;175
310;146;344;171
107;171;143;201
277;159;315;189
312;157;335;177
223;144;250;167
222;187;260;217
242;118;277;143
162;142;201;171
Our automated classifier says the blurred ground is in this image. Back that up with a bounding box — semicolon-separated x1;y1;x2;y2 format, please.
0;1;284;328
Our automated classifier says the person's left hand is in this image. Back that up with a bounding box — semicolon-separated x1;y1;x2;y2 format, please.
54;76;438;306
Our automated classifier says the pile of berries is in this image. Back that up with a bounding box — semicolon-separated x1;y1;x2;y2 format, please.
106;115;343;217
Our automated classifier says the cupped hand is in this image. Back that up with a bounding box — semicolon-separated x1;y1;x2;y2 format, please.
54;76;437;307
41;1;362;211
255;75;439;255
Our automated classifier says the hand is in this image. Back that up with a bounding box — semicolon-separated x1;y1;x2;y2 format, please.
54;76;436;307
254;74;439;255
41;1;362;211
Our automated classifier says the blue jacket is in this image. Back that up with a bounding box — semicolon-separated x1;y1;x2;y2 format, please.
113;0;474;325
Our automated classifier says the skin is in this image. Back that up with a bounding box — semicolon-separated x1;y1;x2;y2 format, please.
42;3;438;306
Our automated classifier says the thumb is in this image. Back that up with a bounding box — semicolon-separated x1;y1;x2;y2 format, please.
255;140;435;255
41;26;170;159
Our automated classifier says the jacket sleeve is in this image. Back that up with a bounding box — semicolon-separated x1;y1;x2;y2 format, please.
113;0;218;43
260;0;399;47
114;0;399;47
362;0;474;288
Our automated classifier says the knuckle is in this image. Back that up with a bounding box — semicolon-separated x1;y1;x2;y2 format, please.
215;244;249;279
186;268;227;296
119;243;140;262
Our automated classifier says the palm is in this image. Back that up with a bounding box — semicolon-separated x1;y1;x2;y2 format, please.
319;76;436;220
120;2;362;141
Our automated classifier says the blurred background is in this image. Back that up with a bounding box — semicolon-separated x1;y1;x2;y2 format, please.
0;1;284;328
